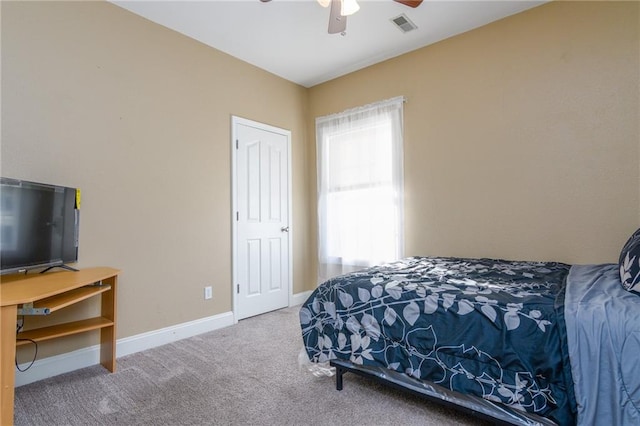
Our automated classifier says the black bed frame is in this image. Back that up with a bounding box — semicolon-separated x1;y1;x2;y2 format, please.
330;359;556;426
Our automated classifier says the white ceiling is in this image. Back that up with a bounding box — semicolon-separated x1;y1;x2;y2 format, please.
111;0;546;88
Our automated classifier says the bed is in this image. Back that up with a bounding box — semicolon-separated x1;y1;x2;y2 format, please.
299;231;640;426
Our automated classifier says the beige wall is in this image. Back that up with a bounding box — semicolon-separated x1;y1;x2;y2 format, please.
2;1;638;363
1;1;312;360
309;0;639;267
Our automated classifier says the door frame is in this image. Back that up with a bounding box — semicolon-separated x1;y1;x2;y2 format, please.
231;115;293;323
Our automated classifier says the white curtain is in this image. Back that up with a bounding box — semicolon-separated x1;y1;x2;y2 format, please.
316;96;404;283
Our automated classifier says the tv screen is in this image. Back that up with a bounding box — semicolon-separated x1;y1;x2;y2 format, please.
0;177;79;275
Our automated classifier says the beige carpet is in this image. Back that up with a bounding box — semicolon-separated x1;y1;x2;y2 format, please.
14;306;488;425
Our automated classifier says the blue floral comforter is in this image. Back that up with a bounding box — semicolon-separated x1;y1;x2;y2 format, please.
300;257;576;425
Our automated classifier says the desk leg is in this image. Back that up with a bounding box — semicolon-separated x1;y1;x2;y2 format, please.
100;275;117;372
1;305;17;426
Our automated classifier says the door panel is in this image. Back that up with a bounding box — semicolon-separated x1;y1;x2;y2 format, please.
247;239;261;296
268;146;283;221
268;238;282;291
247;141;261;222
234;119;290;320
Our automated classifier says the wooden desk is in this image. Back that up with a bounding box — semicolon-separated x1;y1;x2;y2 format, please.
0;267;120;426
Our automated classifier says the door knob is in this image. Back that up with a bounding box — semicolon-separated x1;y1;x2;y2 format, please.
281;226;289;233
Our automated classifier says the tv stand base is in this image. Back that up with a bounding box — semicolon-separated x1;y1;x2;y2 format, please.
40;264;80;274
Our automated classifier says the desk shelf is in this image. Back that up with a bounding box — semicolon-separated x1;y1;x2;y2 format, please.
23;284;112;314
16;316;114;346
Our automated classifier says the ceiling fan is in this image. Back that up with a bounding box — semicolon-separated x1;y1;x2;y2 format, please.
259;0;423;35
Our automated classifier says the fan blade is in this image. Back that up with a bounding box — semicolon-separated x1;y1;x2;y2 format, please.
394;0;423;7
328;0;347;34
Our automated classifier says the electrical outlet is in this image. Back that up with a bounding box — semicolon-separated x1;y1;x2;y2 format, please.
204;286;213;300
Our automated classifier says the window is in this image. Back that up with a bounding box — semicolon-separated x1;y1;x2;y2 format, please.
316;97;404;282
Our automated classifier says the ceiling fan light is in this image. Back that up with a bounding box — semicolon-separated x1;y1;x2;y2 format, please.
317;0;331;8
341;0;360;16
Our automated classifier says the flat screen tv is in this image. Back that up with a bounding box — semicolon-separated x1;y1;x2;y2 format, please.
0;177;79;275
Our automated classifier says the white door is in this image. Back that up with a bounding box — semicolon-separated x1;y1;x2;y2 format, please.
232;117;291;320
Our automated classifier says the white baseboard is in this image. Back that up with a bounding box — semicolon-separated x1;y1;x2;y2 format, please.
116;311;234;358
15;311;235;387
291;290;312;306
